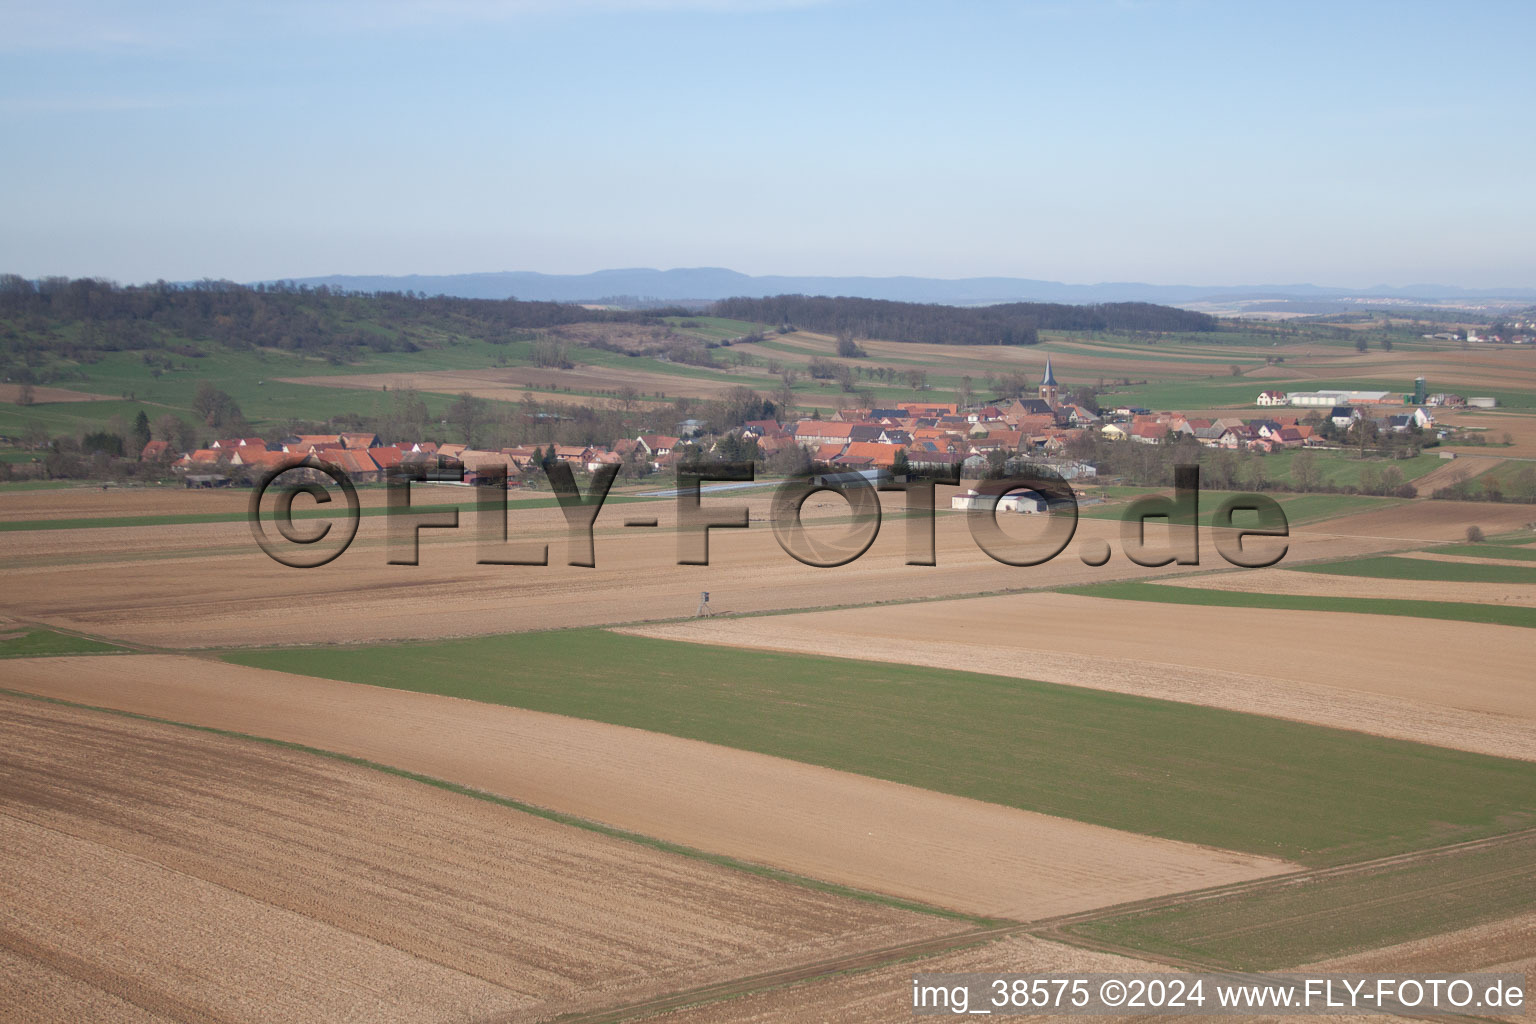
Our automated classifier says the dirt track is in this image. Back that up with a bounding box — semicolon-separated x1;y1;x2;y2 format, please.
623;591;1536;760
0;694;962;1023
1;655;1294;921
1152;567;1536;607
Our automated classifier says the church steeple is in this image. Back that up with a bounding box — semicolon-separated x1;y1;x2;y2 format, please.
1039;356;1059;408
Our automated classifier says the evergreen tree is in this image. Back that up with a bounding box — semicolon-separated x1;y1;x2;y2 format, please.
130;410;152;453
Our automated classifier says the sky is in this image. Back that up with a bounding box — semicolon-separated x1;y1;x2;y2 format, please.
2;0;1533;288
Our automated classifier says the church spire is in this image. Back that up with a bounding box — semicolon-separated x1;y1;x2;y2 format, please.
1038;355;1060;410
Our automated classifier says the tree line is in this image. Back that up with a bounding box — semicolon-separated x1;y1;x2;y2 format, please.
0;275;689;362
708;295;1216;346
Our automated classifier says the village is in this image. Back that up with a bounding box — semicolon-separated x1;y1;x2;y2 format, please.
147;359;1462;498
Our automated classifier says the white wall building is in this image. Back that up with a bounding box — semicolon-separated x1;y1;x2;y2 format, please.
1288;389;1393;407
951;489;1048;513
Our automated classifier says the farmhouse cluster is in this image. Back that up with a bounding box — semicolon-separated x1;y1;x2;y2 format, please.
1256;376;1495;410
142;359;1451;489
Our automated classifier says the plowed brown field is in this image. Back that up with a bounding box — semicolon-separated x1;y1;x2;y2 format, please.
646;932;1417;1024
1;656;1293;921
623;591;1536;760
1310;913;1535;1023
0;694;963;1023
1150;567;1536;607
648;934;1162;1024
0;383;110;403
280;363;812;408
1410;456;1503;495
1;489;1515;648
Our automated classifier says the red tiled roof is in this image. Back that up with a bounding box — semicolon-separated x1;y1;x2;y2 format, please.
841;441;901;468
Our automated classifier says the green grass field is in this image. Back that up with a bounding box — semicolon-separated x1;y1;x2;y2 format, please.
1427;542;1536;562
1066;832;1536;970
0;628;125;658
1255;449;1443;488
1058;580;1536;629
224;629;1536;866
1295;555;1536;584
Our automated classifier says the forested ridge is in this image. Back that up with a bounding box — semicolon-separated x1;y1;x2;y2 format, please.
1;277;1217;370
710;294;1217;345
0;276;688;361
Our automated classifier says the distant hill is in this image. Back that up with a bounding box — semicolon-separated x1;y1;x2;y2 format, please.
710;295;1216;344
269;267;1536;306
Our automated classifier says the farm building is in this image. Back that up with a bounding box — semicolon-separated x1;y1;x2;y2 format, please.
1287;389;1394;407
950;488;1048;513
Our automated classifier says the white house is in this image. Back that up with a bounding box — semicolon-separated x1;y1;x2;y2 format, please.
1257;390;1288;406
1330;406;1361;428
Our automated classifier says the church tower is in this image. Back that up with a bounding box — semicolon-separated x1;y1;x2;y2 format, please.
1039;356;1059;408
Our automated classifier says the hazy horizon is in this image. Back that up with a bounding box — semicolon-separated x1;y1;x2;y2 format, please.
3;0;1533;288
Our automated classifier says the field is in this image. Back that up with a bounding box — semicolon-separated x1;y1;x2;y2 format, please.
0;655;1291;922
209;629;1536;866
1;694;966;1023
626;584;1536;761
5;316;1536;1020
0;626;126;657
1064;832;1536;971
1153;564;1536;607
1296;554;1536;583
1059;579;1536;628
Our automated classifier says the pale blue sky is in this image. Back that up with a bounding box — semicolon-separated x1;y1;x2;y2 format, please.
2;0;1531;287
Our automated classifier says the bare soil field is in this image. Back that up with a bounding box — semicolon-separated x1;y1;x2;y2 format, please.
1408;455;1501;494
623;591;1536;760
0;489;1505;649
0;484;254;522
1149;567;1536;607
0;383;111;403
0;693;961;1023
650;934;1162;1024
1;655;1294;921
1309;912;1535;1023
1253;346;1536;396
0;479;546;522
1292;498;1535;542
280;363;792;407
760;332;1243;383
650;932;1414;1024
1436;411;1536;457
1395;550;1536;567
